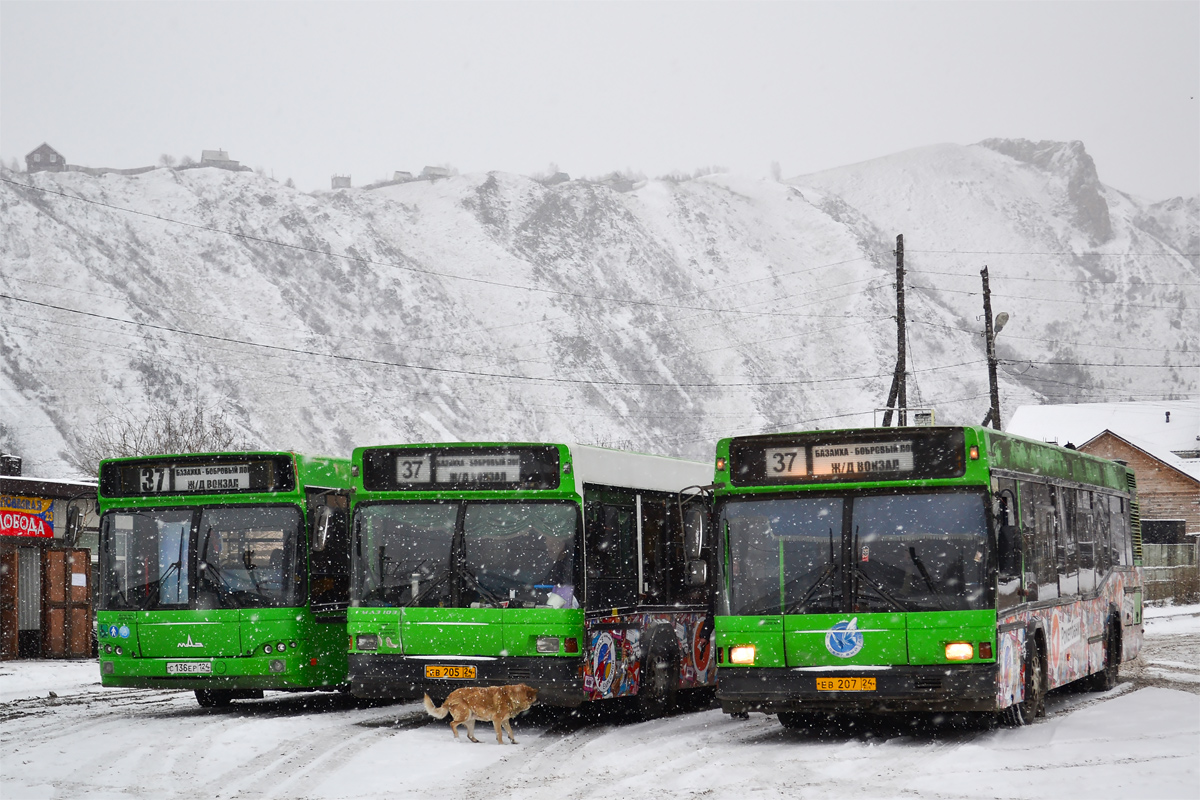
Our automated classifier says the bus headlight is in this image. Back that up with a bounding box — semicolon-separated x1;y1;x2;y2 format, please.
270;659;286;673
355;634;379;651
729;645;755;665
536;637;560;654
945;642;974;661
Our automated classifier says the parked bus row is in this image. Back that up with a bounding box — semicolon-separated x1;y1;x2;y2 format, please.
94;427;1144;726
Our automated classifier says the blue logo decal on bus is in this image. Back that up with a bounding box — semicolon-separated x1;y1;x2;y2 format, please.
825;618;863;658
118;625;131;639
108;625;119;638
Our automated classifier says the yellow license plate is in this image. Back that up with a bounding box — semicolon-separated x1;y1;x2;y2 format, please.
424;665;477;680
816;676;876;692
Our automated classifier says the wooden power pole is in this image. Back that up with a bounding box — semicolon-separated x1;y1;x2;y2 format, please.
882;234;906;426
981;265;1002;429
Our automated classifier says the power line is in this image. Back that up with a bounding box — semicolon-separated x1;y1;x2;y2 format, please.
909;284;1196;311
907;268;1199;287
908;249;1199;257
0;292;985;388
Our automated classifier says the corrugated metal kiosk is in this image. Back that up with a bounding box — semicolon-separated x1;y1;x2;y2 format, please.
0;459;98;660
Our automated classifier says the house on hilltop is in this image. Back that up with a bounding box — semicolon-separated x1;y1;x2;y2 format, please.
331;174;352;189
200;150;242;170
1007;400;1200;542
25;143;65;173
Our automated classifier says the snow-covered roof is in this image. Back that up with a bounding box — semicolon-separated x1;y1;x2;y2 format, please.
1079;429;1200;484
1006;400;1200;457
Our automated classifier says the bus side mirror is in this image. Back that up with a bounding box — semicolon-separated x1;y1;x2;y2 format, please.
684;508;706;561
998;524;1020;574
313;506;333;552
686;559;707;587
65;506;82;547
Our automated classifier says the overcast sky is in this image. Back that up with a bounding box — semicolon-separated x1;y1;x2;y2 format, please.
2;1;1196;199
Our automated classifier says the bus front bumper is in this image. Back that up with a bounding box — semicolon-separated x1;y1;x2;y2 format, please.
717;664;998;714
350;653;585;707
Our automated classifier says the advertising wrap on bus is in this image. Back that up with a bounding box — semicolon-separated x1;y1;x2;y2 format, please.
0;495;54;538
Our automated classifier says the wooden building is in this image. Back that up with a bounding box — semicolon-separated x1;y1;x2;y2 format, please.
0;460;98;660
1008;400;1200;542
25;143;66;173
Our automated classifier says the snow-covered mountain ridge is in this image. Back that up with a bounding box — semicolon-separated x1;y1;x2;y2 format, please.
1;138;1196;477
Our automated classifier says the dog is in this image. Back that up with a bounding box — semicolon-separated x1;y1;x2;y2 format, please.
423;683;539;744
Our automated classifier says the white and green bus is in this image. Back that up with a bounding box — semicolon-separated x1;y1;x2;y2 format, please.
347;442;716;716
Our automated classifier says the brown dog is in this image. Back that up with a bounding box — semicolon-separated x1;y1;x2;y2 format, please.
423;684;539;744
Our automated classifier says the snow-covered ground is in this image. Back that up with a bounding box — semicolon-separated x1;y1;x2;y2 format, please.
3;606;1198;800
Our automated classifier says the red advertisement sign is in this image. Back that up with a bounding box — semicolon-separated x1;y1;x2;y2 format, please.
0;495;54;538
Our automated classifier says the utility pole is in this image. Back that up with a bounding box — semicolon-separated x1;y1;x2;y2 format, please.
981;266;1002;430
882;234;906;427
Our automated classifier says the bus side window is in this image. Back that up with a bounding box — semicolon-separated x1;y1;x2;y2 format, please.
1018;480;1038;602
1094;492;1111;577
1077;490;1096;593
1109;496;1130;567
640;496;669;603
1057;487;1080;596
1031;482;1059;601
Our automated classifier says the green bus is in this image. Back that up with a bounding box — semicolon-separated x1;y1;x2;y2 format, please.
347;442;716;715
97;452;353;707
711;426;1143;726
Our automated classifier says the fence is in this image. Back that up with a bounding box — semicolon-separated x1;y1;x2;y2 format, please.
1142;542;1200;604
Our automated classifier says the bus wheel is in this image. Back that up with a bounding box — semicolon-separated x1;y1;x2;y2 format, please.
1005;644;1046;726
636;645;678;720
1089;624;1120;692
195;689;234;708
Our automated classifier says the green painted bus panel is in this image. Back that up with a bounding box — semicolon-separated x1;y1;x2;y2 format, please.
983;430;1126;492
294;453;354;488
501;608;585;657
98;608;348;689
136;615;243;658
905;609;997;665
714;615;786;668
784;613;906;667
401;607;506;656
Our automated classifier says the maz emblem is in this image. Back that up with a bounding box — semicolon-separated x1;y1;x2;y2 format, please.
178;635;204;648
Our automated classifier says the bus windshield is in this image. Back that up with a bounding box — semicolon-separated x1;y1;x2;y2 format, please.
720;490;990;615
353;501;578;609
100;505;304;611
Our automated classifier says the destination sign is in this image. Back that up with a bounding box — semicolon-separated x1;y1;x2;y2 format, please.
362;446;561;491
811;441;914;477
100;456;295;497
728;429;965;486
435;454;522;484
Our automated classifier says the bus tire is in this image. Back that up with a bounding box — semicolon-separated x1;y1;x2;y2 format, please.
195;689;234;708
1088;621;1121;692
1004;637;1046;726
636;635;679;720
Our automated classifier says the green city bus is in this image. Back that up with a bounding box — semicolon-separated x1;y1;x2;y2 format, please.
96;452;353;707
711;426;1143;727
348;442;716;715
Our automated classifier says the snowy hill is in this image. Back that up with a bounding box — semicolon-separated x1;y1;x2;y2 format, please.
1;138;1196;477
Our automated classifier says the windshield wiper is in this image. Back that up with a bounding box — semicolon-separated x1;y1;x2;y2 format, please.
784;527;841;614
909;546;948;611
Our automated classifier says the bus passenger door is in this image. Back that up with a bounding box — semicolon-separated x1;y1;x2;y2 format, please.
583;488;637;610
307;489;351;615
